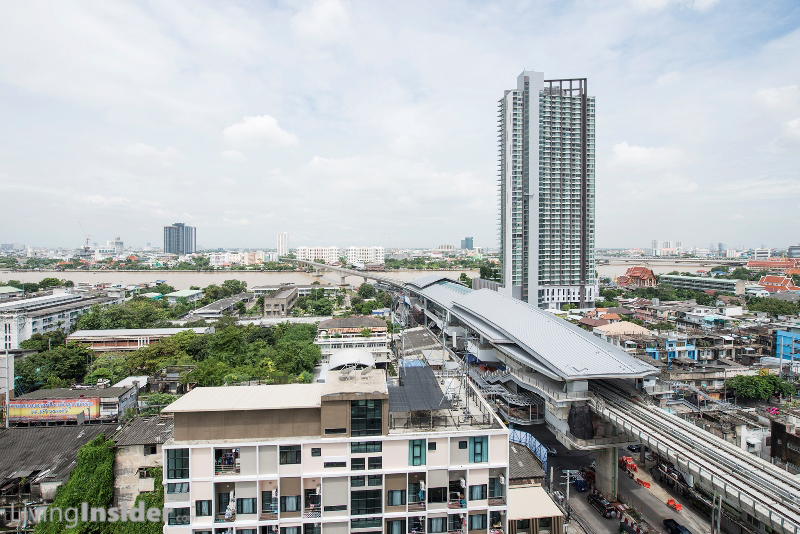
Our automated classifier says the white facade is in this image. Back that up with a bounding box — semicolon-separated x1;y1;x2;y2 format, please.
754;248;772;260
345;247;385;266
278;233;289;257
498;71;597;309
297;246;341;264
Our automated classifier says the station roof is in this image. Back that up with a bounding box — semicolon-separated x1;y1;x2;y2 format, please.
415;279;473;308
406;274;455;290
447;290;658;380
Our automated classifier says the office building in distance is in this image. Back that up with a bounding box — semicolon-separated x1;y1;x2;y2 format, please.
164;223;196;255
278;232;289;257
461;237;474;251
498;70;597;309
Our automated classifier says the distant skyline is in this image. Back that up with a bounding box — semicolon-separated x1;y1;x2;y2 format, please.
1;1;799;249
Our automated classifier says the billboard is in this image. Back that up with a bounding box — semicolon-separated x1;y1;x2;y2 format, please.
9;398;100;421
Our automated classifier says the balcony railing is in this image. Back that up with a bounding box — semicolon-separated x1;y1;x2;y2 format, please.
488;497;506;506
214;464;240;475
448;499;466;509
303;506;321;518
215;514;235;523
408;501;426;512
260;511;278;520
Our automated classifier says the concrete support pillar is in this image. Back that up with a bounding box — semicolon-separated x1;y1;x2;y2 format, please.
594;446;618;501
340;275;347;286
363;277;368;285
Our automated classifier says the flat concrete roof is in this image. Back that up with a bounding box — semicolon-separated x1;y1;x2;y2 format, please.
507;485;563;520
163;383;325;413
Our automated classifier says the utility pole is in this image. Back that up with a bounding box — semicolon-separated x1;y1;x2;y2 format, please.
4;349;9;429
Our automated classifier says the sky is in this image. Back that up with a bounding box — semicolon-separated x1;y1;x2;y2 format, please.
1;0;799;251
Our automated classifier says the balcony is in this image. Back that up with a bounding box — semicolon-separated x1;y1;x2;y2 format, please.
215;513;235;523
303;506;321;518
215;464;241;475
488;497;506;506
260;510;278;521
408;501;426;512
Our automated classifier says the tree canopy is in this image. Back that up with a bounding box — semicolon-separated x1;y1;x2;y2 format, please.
727;372;795;401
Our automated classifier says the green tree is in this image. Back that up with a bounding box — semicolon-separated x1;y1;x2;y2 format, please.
357;283;376;299
19;330;67;351
38;277;63;288
360;328;372;338
747;297;799;317
142;393;178;414
727;372;795;402
236;301;247;315
15;343;94;393
458;272;472;287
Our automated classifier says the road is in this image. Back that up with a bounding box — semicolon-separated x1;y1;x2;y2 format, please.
515;424;712;534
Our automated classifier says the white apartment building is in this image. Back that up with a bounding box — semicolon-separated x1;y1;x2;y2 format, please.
278;233;290;257
297;247;342;265
1;292;121;350
753;248;772;260
315;317;391;365
498;71;597;309
345;247;385;267
160;367;510;534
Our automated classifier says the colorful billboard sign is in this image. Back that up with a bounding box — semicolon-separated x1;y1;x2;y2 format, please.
8;398;100;421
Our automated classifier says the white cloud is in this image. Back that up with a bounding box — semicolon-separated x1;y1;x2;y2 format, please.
629;0;718;10
220;150;246;162
122;143;180;166
655;71;681;85
223;115;298;150
291;0;350;41
610;142;687;169
753;85;799;111
783;118;800;142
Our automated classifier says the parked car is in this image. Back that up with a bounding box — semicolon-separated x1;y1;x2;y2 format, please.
627;444;642;453
663;519;691;534
588;494;615;518
573;477;588;492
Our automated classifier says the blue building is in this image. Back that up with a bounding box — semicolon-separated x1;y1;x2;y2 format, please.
645;334;698;366
776;326;800;364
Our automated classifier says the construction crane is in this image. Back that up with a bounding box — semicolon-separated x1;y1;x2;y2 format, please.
78;221;91;248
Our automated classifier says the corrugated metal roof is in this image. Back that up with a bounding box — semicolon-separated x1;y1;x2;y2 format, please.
162;384;325;413
449;290;658;380
406;274;454;290
113;415;173;446
416;281;472;309
17;386;134;400
69;327;208;338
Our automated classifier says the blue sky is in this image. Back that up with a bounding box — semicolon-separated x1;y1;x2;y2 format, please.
0;0;798;250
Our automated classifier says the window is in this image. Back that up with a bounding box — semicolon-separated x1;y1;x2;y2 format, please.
324;505;347;511
469;514;487;530
167;507;189;525
238;530;256;534
449;515;464;531
458;441;468;450
144;444;157;456
409;440;426;466
352;458;366;470
387;519;406;534
428;487;447;503
352;476;366;487
409;516;425;533
166;449;189;479
368;475;382;486
516;520;530;530
351;517;382;528
351;489;382;515
468;485;487;501
237;498;257;515
368;457;382;470
167;482;189;494
324;461;347;468
351;441;382;453
351;400;382;437
137;468;152;479
280;496;301;512
325;428;347;435
305;524;321;534
428;442;437;451
469;437;488;463
280;445;301;465
428;517;446;533
281;528;301;534
195;500;211;517
387;490;406;506
311;448;321;457
488;478;503;498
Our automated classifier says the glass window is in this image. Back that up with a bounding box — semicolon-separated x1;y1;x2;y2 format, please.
387;519;406;534
325;428;347;435
166;449;189;479
311;448;321;457
428;487;447;503
324;505;347;511
449;515;464;531
195;500;211;517
368;475;382;486
351;400;382;436
429;517;446;533
280;445;301;465
469;514;487;531
281;528;301;534
167;482;189;494
352;458;366;470
280;496;301;512
409;440;426;466
387;490;406;506
237;498;257;515
351;441;382;453
262;491;278;513
305;524;321;534
488;478;503;498
352;476;366;487
428;442;436;451
409;516;425;533
469;437;488;463
458;441;468;450
351;518;382;529
324;462;347;468
167;507;189;525
468;485;487;501
351;489;382;516
516;520;530;530
368;457;382;470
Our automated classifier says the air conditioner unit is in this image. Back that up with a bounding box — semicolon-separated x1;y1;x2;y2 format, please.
459;478;466;488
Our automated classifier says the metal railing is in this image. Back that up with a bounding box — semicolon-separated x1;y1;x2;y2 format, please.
508;428;549;483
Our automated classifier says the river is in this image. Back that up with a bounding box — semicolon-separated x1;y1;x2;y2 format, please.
0;269;479;289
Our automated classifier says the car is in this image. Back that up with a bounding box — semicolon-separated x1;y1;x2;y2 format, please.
545;445;557;456
573;477;588;492
663;519;692;534
627;444;642;453
588;494;615;518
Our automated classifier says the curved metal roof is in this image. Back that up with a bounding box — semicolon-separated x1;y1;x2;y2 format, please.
329;349;376;370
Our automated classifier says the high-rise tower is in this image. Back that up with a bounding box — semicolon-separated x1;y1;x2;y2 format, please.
498;70;597;309
163;223;196;255
277;232;289;256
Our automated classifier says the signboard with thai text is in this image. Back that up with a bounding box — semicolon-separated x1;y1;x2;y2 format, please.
8;398;100;421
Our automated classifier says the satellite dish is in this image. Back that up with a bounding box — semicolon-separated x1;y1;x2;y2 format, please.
339;368;354;381
361;364;375;376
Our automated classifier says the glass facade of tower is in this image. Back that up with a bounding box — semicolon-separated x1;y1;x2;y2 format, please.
498;72;597;309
